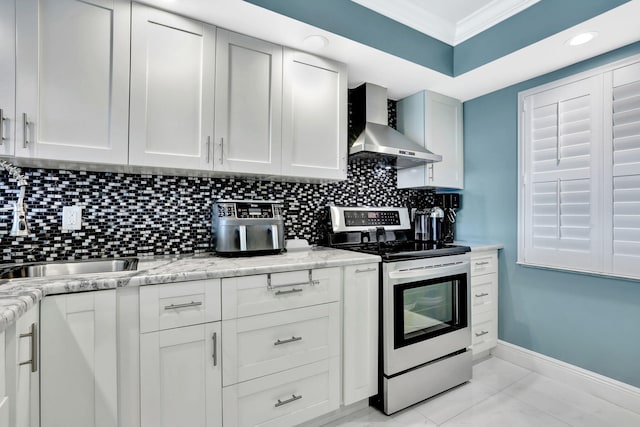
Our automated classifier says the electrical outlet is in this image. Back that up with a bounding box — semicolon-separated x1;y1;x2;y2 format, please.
62;206;82;231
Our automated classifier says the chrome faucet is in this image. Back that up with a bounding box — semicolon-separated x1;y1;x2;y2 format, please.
0;159;30;236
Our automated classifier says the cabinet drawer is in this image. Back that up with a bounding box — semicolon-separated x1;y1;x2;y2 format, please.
222;267;340;319
140;279;221;333
472;311;497;354
471;253;497;276
223;357;340;427
471;273;497;315
223;303;339;386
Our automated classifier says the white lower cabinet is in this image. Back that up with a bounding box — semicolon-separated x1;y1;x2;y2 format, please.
470;250;499;358
138;278;223;427
40;290;117;427
222;303;340;386
222;266;342;427
140;322;222;427
342;264;379;405
223;358;340;427
0;330;7;425
13;305;39;427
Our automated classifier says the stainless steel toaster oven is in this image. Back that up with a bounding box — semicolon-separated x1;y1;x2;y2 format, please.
212;200;285;256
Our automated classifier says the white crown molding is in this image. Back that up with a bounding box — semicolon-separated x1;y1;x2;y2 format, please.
351;0;456;45
352;0;540;46
456;0;541;44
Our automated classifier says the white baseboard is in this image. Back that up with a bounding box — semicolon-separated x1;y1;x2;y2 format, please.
492;340;640;415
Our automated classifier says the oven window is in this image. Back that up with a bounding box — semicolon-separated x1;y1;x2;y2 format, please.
394;273;468;349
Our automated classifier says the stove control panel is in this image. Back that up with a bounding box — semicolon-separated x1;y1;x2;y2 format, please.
328;206;410;233
344;210;401;227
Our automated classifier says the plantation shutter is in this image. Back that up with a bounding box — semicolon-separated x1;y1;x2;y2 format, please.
522;76;603;271
607;62;640;276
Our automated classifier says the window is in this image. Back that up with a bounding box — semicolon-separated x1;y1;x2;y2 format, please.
518;57;640;279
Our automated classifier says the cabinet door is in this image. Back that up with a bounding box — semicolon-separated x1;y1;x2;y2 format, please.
0;330;7;426
397;91;464;189
140;323;222;427
13;305;39;427
41;290;118;427
129;4;215;170
214;29;282;175
0;0;15;156
15;0;130;164
342;264;378;405
281;50;347;180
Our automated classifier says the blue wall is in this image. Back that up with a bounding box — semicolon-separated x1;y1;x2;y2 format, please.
458;42;640;388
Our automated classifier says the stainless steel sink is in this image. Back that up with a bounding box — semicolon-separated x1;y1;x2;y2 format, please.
0;258;139;280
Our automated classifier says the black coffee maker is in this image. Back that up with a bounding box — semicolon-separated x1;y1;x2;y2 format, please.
434;193;460;243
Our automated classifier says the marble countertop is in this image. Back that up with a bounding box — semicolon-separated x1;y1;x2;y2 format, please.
0;247;380;333
455;241;504;252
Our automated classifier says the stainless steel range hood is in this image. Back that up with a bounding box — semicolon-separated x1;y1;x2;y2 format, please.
349;83;442;168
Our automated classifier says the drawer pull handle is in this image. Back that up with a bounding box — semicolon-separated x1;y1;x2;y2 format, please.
274;336;302;346
267;270;319;291
475;292;489;297
212;332;217;366
355;267;377;273
275;394;302;408
164;301;203;310
275;288;303;296
19;323;38;373
475;330;489;337
475;261;490;266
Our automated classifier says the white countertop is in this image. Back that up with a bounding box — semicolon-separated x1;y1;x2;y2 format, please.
456;241;504;252
0;247;380;333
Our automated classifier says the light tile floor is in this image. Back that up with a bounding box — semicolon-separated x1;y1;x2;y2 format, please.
324;357;640;426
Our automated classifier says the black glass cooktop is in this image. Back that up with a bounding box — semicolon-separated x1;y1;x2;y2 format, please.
339;241;470;261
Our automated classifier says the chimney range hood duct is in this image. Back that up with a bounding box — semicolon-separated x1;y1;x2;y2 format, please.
348;83;442;168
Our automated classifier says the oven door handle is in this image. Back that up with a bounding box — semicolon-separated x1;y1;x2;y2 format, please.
389;262;468;280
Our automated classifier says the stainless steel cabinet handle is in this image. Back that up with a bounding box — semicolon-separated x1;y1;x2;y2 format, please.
19;323;38;373
475;261;490;266
355;267;377;273
429;163;434;181
275;288;303;296
212;332;217;366
164;301;203;310
0;108;5;142
206;136;211;163
475;330;489;337
274;336;302;346
267;270;319;291
275;394;302;408
22;113;30;147
475;292;489;297
220;137;224;164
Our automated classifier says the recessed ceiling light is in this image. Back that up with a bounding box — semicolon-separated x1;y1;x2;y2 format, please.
303;35;329;50
567;32;598;46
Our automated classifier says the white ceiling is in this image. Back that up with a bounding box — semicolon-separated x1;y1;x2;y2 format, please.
138;0;640;101
350;0;540;45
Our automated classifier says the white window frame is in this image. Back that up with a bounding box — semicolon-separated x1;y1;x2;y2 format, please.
518;54;640;281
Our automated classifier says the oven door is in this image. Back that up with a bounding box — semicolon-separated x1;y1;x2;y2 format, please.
383;255;471;376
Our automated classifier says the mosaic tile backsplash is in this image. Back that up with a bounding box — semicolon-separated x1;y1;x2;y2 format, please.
0;159;434;263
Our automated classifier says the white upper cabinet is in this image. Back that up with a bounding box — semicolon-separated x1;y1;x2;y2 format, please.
129;4;215;170
214;29;283;175
0;0;15;157
14;0;130;164
397;91;464;189
281;50;347;180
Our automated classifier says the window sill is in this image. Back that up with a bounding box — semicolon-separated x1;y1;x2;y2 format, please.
516;261;640;284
